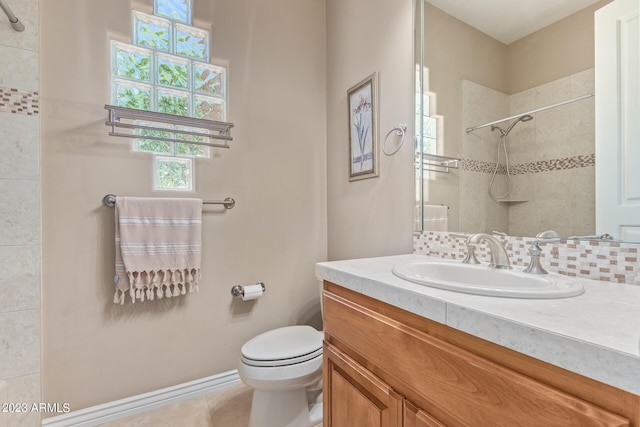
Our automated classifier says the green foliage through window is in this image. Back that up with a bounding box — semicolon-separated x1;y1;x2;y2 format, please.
155;156;192;191
111;0;226;191
157;57;189;88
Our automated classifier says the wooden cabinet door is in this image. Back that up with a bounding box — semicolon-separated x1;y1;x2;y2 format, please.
324;286;632;427
404;400;446;427
323;343;403;427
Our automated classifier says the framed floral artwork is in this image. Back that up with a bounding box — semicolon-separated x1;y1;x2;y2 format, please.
347;72;379;181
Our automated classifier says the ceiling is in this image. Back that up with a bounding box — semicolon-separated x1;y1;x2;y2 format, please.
426;0;603;44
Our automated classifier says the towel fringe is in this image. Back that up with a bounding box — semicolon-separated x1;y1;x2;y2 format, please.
115;268;202;304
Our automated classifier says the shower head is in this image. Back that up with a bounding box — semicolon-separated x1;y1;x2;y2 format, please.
491;114;533;137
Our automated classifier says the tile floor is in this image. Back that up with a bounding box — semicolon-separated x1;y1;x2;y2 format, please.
97;383;322;427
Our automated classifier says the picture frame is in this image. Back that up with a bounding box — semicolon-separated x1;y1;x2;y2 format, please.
347;72;378;181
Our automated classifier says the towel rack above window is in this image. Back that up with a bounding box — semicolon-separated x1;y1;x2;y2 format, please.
104;105;234;149
102;194;236;209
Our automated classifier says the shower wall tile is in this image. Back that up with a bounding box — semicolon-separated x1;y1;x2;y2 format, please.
0;113;39;179
459;69;596;237
0;45;38;92
0;179;39;245
461;80;508;163
510;87;536;115
0;0;38;52
535;104;572;143
536;135;572;161
571;96;595;139
0;245;40;313
0;3;40;424
4;373;41;427
535;75;571;107
0;309;40;378
571;68;595;98
571;133;595;157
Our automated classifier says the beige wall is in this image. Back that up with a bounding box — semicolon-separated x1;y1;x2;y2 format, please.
0;1;41;426
326;0;414;260
41;0;326;411
507;0;612;94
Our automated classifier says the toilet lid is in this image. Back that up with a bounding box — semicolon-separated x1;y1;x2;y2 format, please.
241;325;323;367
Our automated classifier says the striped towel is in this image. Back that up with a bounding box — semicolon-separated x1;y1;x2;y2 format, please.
113;197;203;304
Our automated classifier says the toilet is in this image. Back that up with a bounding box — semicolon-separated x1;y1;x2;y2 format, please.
238;325;323;427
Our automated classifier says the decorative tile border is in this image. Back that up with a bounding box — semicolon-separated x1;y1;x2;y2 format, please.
414;231;640;285
509;154;595;175
0;86;39;115
460;159;504;174
460;154;595;176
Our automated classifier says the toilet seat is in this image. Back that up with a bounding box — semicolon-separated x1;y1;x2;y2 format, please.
241;325;323;367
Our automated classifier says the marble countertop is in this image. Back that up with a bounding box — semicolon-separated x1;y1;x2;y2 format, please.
316;254;640;395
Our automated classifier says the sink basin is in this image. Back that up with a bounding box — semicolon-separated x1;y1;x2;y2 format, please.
392;261;584;299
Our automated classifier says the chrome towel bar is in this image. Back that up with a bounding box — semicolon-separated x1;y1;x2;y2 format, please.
104;105;234;148
102;194;236;209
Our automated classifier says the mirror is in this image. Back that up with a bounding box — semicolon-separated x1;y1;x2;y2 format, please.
414;0;611;239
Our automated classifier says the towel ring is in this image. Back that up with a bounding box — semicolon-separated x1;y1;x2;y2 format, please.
382;123;407;156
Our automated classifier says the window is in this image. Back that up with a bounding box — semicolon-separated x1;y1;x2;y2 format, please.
415;65;437;157
110;0;227;191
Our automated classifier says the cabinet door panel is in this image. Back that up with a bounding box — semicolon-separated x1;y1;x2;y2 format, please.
324;343;402;427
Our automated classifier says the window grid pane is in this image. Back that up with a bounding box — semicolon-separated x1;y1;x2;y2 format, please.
114;0;226;191
112;41;152;82
156;52;190;89
113;79;153;110
135;121;173;154
157;87;190;116
175;23;209;61
133;11;172;52
193;62;225;97
154;156;193;191
194;94;225;121
155;0;191;24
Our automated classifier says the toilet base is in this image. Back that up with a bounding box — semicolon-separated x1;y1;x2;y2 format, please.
249;388;314;427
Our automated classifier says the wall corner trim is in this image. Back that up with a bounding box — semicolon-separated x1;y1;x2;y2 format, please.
42;370;241;427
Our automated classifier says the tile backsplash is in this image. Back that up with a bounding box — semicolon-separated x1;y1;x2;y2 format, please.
414;231;640;285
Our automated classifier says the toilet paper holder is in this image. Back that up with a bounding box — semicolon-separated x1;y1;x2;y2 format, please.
231;282;266;298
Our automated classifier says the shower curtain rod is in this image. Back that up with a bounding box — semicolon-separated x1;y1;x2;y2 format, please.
465;92;594;134
0;0;24;31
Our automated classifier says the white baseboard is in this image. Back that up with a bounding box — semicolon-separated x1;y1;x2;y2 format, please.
42;370;241;427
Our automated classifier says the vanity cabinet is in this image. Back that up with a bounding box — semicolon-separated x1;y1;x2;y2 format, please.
322;281;639;426
324;343;403;426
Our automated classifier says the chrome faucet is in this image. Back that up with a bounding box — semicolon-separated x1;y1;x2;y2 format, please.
466;233;511;269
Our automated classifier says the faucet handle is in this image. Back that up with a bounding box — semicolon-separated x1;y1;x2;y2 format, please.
523;240;548;274
462;243;481;264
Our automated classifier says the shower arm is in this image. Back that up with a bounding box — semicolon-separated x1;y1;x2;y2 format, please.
465;92;594;134
0;0;24;32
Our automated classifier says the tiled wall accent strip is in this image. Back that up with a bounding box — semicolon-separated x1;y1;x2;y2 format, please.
461;154;595;176
0;86;39;115
413;231;640;285
509;154;595;175
460;159;504;174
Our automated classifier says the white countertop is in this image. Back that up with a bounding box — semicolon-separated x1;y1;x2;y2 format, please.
316;254;640;395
